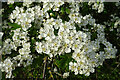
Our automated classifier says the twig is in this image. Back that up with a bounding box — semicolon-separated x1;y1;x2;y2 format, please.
49;70;54;80
54;72;63;77
43;56;47;80
112;63;120;73
111;56;120;73
51;57;54;80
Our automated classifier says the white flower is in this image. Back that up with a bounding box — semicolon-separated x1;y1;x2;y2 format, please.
36;42;43;53
12;34;18;41
19;48;25;55
22;42;30;50
65;47;71;53
0;32;3;39
98;3;104;13
54;67;57;72
63;72;69;78
7;0;14;4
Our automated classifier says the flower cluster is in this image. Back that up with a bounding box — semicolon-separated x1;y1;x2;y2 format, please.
1;28;33;77
9;7;35;31
35;1;117;76
0;1;118;78
88;0;104;13
0;58;14;78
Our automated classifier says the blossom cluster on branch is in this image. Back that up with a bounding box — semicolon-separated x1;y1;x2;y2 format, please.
0;1;119;79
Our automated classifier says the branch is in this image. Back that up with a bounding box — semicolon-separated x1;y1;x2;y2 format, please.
43;56;47;80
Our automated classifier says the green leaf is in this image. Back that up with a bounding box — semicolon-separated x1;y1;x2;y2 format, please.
60;7;65;14
8;23;21;30
66;8;70;14
55;53;72;71
97;2;100;5
9;4;14;8
40;73;43;79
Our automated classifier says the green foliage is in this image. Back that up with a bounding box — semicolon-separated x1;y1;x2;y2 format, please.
55;53;72;71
